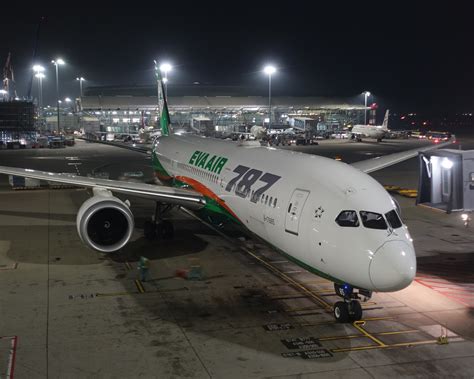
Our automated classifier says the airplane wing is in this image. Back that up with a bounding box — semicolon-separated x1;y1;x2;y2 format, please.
0;166;205;209
350;140;454;174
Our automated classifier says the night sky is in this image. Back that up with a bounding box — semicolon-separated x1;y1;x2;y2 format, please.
2;5;473;114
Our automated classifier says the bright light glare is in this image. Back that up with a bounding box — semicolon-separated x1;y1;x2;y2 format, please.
441;157;453;169
76;77;85;81
0;89;8;94
160;63;172;73
364;91;371;97
33;65;45;72
65;97;72;102
56;58;65;65
35;73;45;79
163;77;168;84
264;65;276;75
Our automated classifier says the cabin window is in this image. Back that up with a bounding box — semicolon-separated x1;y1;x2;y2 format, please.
335;210;359;227
385;210;402;229
273;198;277;208
269;196;273;206
359;211;387;230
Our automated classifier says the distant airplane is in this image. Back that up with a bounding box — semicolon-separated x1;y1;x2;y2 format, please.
350;109;389;142
0;71;452;323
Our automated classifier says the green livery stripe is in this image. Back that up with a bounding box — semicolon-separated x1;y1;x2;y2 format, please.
152;151;173;181
275;248;344;285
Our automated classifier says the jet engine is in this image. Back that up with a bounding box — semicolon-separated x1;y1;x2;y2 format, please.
76;188;134;253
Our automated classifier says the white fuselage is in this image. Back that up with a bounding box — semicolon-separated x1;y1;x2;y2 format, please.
154;135;416;292
351;124;386;140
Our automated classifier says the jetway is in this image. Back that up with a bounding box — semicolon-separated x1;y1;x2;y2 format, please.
417;149;474;213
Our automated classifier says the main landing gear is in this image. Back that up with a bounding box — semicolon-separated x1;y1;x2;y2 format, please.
143;202;174;240
333;283;372;323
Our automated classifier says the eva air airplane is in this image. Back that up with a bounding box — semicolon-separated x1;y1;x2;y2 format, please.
0;67;451;322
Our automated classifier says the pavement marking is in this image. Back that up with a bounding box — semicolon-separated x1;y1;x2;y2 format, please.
0;336;18;379
417;203;447;213
352;320;387;347
134;279;146;293
318;330;420;342
96;292;135;297
0;263;18;271
124;261;133;271
416;275;474;307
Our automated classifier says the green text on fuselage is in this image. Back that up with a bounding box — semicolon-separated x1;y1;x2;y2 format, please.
189;151;228;174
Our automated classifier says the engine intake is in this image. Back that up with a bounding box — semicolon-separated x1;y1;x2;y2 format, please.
77;188;134;253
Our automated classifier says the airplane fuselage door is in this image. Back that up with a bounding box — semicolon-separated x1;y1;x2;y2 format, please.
285;189;310;236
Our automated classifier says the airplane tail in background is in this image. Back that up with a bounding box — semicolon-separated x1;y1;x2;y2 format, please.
382;110;389;130
155;63;171;136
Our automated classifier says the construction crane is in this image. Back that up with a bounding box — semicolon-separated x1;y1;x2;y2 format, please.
26;16;45;100
2;52;17;100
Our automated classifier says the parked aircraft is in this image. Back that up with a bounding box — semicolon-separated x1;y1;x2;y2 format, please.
0;71;451;323
351;110;389;142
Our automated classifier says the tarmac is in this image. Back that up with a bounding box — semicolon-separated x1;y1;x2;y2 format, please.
0;138;473;378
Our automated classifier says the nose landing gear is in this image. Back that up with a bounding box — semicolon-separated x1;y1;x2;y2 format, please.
333;283;371;323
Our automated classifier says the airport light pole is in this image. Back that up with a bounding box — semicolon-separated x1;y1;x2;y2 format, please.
52;58;65;133
76;77;85;97
33;65;45;115
264;65;276;131
159;63;172;99
363;91;371;125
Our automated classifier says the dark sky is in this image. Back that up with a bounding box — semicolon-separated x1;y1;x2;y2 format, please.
2;5;473;113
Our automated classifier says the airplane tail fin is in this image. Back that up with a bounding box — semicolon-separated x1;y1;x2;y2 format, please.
382;110;389;130
154;62;172;136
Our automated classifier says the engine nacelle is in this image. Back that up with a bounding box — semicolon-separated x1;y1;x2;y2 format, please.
77;188;134;253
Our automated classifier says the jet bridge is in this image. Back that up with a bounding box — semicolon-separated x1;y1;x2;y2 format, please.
417;149;474;213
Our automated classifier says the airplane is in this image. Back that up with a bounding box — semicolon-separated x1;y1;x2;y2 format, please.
0;68;452;323
350;109;389;142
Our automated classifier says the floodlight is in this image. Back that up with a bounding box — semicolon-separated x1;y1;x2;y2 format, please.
441;157;453;169
160;63;172;73
264;65;276;75
33;65;45;72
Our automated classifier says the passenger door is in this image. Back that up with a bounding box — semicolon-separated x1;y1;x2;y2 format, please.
285;189;310;236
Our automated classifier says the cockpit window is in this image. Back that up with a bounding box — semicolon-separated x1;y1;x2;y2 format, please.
385;209;403;229
335;210;359;227
359;211;387;230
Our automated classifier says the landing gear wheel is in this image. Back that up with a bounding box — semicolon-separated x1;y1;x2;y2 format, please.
349;300;363;321
144;220;157;240
334;301;349;323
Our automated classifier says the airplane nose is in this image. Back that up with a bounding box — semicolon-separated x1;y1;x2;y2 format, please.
369;240;416;292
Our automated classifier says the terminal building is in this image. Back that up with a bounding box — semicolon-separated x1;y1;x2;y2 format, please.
78;85;367;138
